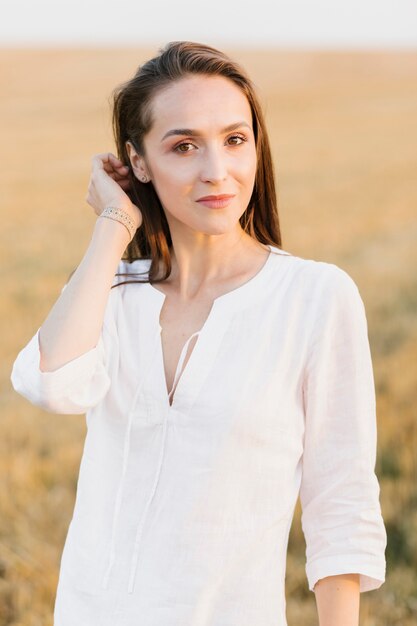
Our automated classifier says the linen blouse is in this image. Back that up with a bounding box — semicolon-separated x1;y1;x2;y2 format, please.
10;244;387;626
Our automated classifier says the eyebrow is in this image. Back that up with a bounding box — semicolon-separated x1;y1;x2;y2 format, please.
161;121;251;142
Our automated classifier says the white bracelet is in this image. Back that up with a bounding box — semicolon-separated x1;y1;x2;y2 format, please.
98;206;137;241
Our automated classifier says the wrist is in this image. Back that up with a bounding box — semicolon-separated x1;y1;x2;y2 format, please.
93;212;133;247
98;206;139;242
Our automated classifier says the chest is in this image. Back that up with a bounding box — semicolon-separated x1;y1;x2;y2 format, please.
158;295;215;404
108;280;307;436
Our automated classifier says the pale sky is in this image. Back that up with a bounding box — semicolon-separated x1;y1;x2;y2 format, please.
1;0;416;47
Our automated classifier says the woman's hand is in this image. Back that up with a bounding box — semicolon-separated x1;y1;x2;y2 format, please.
86;152;143;228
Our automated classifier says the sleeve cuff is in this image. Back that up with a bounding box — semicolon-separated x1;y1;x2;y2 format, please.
306;553;386;593
10;327;111;414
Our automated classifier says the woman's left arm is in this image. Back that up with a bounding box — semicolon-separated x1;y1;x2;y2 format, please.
314;574;360;626
300;265;387;604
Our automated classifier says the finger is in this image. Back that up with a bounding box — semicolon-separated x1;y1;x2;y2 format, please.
108;153;125;165
107;172;127;183
114;174;131;186
108;154;129;173
92;152;122;171
101;161;125;176
117;179;131;190
111;165;130;177
91;153;112;172
103;160;130;177
105;166;130;180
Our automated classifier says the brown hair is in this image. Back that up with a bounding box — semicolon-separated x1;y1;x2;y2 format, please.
110;40;282;288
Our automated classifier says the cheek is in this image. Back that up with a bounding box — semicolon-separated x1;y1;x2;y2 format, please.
152;161;192;192
237;160;257;193
149;166;193;215
234;147;257;178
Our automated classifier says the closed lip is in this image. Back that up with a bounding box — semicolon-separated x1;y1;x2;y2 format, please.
196;194;235;201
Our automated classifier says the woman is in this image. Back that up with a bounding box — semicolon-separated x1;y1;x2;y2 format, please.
11;41;386;626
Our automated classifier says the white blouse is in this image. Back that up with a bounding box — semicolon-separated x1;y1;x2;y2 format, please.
10;245;387;626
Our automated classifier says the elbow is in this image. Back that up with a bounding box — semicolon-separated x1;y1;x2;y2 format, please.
10;331;112;415
11;365;112;415
10;346;111;415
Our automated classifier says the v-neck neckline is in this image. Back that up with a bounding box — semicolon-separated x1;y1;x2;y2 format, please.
142;245;289;412
165;330;201;407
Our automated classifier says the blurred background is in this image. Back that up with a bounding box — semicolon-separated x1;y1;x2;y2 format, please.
1;1;416;624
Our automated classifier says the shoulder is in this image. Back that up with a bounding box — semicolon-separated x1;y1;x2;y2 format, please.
272;245;357;286
269;246;362;311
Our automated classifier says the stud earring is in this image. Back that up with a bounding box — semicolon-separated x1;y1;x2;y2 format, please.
141;175;148;182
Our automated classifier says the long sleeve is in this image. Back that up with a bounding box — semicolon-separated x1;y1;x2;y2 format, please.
10;282;117;415
300;265;387;593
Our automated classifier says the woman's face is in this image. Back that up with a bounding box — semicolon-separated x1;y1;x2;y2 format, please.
128;74;257;237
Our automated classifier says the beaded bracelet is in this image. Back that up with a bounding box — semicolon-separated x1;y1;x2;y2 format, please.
98;206;137;241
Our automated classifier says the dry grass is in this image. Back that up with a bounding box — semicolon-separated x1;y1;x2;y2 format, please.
1;47;416;625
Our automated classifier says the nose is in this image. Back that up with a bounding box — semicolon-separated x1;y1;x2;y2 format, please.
199;144;228;183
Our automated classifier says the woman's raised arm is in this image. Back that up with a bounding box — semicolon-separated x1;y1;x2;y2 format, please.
39;153;142;372
11;153;143;414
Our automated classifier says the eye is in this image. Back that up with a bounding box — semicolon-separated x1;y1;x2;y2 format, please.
173;133;248;154
227;133;247;146
173;141;195;153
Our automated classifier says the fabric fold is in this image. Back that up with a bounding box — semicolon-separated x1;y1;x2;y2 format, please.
300;266;387;592
10;327;111;414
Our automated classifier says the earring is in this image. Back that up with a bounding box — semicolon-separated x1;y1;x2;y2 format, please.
141;175;148;182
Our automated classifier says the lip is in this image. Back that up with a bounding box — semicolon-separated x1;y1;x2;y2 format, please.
196;194;236;209
196;194;235;201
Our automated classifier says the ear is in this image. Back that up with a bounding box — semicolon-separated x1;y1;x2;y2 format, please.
126;140;151;183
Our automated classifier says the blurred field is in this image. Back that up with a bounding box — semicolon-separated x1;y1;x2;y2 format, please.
1;47;416;625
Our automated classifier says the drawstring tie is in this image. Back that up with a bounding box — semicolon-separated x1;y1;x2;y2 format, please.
127;330;201;593
101;328;201;592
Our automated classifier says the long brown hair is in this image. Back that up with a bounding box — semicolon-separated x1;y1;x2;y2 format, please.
110;40;282;288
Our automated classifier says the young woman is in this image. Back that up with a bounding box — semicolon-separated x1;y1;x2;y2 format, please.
11;41;386;626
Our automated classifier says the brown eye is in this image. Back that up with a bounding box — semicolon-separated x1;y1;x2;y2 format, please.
227;134;247;146
173;142;195;153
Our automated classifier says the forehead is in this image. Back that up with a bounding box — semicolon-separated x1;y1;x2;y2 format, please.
148;75;252;132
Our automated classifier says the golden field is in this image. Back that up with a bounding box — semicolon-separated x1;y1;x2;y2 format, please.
1;47;416;625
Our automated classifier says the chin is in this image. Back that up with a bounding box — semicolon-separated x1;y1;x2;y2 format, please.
192;218;238;236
